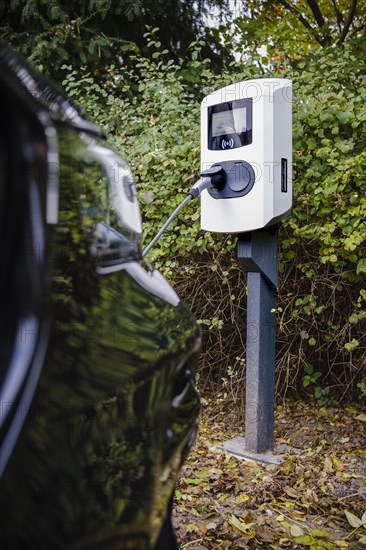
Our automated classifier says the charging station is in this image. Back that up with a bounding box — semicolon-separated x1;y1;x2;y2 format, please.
143;77;293;458
201;78;293;458
200;78;292;233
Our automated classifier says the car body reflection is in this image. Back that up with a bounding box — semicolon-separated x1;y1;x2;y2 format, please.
0;42;201;549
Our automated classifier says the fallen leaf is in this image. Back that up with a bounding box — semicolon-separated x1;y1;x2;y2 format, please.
308;528;333;539
185;523;199;534
235;493;250;504
228;514;255;534
306;488;319;502
184;477;207;485
235;536;252;547
334;541;349;548
295;535;316;545
355;414;366;422
208;468;223;479
290;525;304;537
284;486;299;499
324;456;334;473
255;525;276;542
345;510;363;529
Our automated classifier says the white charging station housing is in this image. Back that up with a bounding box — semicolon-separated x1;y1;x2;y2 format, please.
200;78;292;233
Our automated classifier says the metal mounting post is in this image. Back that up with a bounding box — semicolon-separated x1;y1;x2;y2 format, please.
213;227;300;463
238;228;278;454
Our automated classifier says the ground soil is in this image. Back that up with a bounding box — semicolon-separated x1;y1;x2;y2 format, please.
173;399;366;549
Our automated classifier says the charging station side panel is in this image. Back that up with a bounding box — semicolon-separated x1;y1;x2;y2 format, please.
262;90;275;227
273;83;292;221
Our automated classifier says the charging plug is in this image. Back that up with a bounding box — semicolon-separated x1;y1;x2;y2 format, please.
188;165;226;199
201;165;226;191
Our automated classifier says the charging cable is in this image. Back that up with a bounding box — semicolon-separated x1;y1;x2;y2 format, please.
142;165;225;258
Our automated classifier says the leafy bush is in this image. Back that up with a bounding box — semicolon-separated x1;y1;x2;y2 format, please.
62;35;366;401
277;43;366;400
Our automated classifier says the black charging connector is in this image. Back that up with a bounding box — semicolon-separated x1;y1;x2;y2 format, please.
142;166;226;258
200;165;226;192
187;165;226;199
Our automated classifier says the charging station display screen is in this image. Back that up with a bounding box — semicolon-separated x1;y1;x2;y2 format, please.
208;98;252;151
212;108;247;137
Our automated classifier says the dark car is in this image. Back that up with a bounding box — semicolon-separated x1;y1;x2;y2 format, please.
0;42;201;549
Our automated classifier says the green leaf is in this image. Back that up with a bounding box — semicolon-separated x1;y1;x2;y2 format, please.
345;339;359;352
308;528;332;539
228;515;255;534
290;525;304;537
184;477;204;485
295;535;317;545
345;510;362;529
304;363;313;374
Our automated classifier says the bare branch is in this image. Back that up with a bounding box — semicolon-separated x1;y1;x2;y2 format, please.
330;0;343;33
339;0;358;43
306;0;326;29
277;0;312;30
277;0;326;46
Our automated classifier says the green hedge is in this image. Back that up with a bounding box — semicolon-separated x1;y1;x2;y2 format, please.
62;36;366;403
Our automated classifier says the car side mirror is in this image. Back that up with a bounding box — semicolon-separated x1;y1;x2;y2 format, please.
85;144;142;268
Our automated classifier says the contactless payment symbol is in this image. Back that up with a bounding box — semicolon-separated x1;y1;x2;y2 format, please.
221;138;234;149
